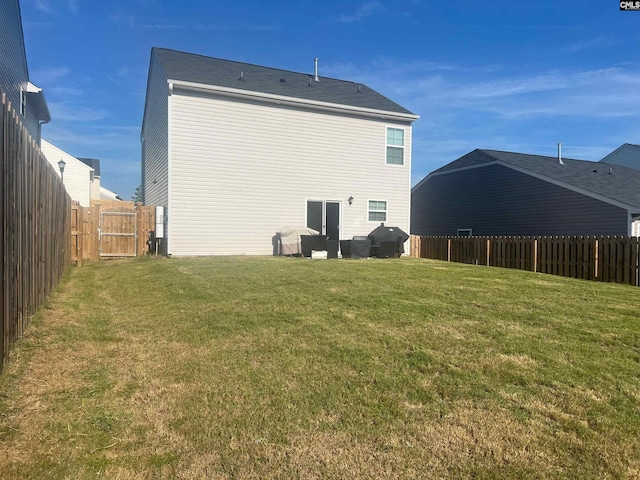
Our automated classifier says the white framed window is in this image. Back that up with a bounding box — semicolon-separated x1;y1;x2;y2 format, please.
368;200;387;222
457;228;472;237
386;127;404;165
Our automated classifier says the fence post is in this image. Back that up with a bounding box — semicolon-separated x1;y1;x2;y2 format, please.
595;239;599;280
447;239;451;262
533;239;538;273
486;239;490;266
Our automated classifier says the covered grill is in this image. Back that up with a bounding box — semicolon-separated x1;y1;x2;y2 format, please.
367;223;409;254
276;226;319;255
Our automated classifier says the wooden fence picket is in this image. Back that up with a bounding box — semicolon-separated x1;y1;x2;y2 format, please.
411;234;640;287
0;85;72;373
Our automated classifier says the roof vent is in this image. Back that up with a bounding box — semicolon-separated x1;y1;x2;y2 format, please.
609;167;612;175
314;57;319;82
280;78;285;83
557;142;565;165
357;85;361;93
239;71;244;81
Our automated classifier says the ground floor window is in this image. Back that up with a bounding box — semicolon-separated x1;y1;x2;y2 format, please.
368;200;387;222
457;228;472;236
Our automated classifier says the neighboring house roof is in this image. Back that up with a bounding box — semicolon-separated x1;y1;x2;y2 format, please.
599;143;640;170
418;149;640;210
151;47;417;117
78;157;101;176
99;186;120;201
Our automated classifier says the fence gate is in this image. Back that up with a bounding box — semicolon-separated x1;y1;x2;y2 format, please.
99;211;137;257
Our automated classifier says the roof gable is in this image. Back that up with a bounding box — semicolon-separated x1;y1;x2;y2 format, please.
600;143;640;171
151;47;415;117
419;149;640;210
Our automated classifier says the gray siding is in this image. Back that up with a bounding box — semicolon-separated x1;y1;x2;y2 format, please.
0;0;40;140
141;54;169;206
411;164;629;236
600;144;640;171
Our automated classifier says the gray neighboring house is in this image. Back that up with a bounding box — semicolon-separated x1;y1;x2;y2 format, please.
600;143;640;171
411;149;640;237
142;47;418;256
0;0;50;143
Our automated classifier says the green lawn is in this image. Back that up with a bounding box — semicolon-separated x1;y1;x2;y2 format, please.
1;256;639;479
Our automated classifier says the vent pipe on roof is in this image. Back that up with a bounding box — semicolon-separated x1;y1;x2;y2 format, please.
314;57;319;82
557;142;565;165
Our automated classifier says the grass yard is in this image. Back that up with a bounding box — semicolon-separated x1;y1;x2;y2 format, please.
0;256;639;479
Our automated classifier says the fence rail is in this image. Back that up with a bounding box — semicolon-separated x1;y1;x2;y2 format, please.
410;235;640;287
1;87;72;373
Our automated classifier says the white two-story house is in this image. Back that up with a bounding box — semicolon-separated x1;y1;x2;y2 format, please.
141;48;418;256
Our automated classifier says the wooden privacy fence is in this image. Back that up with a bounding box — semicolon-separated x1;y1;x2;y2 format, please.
1;87;72;373
410;235;640;287
71;201;155;264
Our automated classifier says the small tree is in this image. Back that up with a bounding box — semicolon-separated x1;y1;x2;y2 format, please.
132;185;143;204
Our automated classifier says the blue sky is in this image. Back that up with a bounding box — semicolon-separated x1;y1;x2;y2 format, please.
20;0;640;200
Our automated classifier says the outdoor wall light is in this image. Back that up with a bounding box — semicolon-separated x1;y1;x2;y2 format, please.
58;159;66;182
348;196;354;205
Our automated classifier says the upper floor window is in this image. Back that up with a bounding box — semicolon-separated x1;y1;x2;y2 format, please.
386;127;404;165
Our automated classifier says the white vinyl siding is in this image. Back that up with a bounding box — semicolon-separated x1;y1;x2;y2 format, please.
90;175;101;200
40;140;93;206
167;89;412;255
141;54;169;206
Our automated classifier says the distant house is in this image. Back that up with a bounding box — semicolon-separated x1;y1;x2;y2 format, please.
0;0;50;143
41;140;94;206
141;48;419;256
99;186;121;201
78;157;101;200
411;149;640;237
600;143;640;171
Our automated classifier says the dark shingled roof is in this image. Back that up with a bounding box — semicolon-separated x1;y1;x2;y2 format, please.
152;47;416;116
429;149;640;209
78;157;100;176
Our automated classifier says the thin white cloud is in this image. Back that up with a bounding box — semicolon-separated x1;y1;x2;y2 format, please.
65;0;79;13
48;102;109;122
31;66;70;84
33;0;54;14
337;2;382;23
31;0;78;14
350;63;640;120
135;23;280;31
48;86;84;96
562;35;615;53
